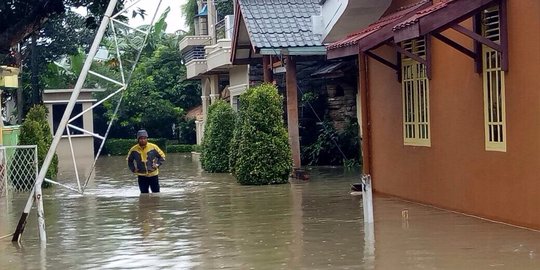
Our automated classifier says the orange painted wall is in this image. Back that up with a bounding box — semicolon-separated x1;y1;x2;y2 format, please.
367;0;540;228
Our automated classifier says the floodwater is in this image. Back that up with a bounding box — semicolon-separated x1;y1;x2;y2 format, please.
1;154;540;269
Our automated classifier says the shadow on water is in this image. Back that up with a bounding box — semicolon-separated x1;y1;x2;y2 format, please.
1;153;540;269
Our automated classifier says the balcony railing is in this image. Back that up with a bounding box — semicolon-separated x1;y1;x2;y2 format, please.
215;15;234;40
183;46;206;63
179;35;212;53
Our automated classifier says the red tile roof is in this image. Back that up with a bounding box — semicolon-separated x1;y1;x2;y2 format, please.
393;0;454;31
327;0;430;51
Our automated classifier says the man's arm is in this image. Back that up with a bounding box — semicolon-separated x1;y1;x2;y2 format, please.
155;146;166;167
127;150;136;173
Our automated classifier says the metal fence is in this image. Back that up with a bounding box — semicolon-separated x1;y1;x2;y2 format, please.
0;145;38;197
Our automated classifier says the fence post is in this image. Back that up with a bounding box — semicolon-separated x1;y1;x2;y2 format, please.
33;146;46;241
1;147;7;210
362;174;374;223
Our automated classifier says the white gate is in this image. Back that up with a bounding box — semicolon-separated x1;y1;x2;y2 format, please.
0;145;38;199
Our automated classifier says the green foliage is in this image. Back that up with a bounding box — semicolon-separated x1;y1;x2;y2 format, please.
302;116;360;166
167;144;194;153
102;36;201;139
301;91;318;105
201;100;236;173
181;0;198;34
104;138;167;156
231;84;292;185
216;0;234;20
192;144;202;153
343;158;359;170
228;108;244;174
42;47;87;89
17;105;58;188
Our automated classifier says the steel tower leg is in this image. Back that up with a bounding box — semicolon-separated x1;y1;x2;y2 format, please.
12;0;119;243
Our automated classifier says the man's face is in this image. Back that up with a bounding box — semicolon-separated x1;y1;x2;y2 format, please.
138;136;148;147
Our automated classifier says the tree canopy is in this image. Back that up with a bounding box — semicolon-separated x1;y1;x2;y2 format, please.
0;0;124;53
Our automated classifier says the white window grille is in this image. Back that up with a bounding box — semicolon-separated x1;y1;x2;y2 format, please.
482;6;506;152
402;37;431;147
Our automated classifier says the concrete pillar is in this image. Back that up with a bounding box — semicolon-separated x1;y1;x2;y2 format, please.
195;120;204;145
201;77;211;121
201;95;210;122
207;0;216;44
209;75;220;104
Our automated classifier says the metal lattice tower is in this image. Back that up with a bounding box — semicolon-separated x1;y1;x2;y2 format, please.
12;0;163;243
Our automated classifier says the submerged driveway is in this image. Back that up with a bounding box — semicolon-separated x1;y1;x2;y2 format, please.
1;153;540;269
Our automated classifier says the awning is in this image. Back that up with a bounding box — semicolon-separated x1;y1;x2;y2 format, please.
327;0;507;73
391;0;506;71
327;0;431;59
392;0;498;42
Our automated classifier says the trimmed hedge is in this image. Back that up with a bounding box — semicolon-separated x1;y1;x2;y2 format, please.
201;100;236;172
231;83;292;185
228;108;243;174
167;144;194;153
192;144;202;153
104;138;167;156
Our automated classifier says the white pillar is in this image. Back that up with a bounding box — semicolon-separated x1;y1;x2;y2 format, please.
362;174;374;223
195;120;203;145
201;95;210;122
207;0;217;44
209;75;219;104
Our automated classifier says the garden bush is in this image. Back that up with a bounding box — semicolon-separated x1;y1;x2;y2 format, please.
192;144;202;153
201;100;236;172
16;105;58;189
301;116;360;166
228;108;243;174
231;83;292;185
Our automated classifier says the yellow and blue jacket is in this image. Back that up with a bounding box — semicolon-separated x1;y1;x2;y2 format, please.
126;143;166;177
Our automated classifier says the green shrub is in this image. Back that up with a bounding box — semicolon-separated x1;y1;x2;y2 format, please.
192;144;202;153
228;110;243;174
17;105;58;189
301;116;360;166
231;83;292;185
167;144;194;153
201;100;236;172
104;138;167;156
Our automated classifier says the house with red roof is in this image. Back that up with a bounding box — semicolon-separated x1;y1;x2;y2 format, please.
324;0;540;229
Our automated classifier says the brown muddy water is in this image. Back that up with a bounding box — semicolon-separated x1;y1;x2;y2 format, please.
1;153;540;269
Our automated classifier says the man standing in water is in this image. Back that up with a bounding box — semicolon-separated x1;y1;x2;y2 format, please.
127;130;166;193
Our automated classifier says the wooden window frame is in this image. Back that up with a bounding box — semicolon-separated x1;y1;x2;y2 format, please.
482;6;506;152
402;37;431;147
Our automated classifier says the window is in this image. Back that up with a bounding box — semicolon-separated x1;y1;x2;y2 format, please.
482;6;506;152
231;95;240;111
402;37;430;147
52;104;84;135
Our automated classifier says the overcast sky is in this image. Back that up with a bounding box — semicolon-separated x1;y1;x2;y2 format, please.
73;0;189;33
128;0;189;33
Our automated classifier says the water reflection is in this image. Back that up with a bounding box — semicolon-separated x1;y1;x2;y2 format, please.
136;195;164;240
0;154;540;269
